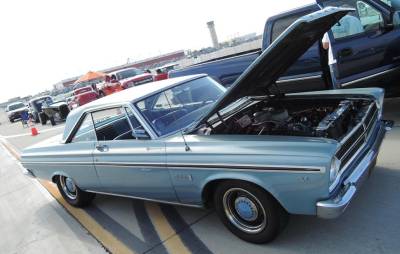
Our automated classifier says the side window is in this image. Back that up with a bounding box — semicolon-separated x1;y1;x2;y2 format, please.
321;0;383;39
379;0;400;10
357;1;384;31
71;114;96;143
92;107;133;141
124;107;150;140
271;10;313;42
380;0;400;27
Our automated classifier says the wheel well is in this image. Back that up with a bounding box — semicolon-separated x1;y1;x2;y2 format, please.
202;179;285;211
52;175;60;183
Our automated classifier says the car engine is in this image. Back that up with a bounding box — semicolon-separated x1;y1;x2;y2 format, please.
200;97;374;141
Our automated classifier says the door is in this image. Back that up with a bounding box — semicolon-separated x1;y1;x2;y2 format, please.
91;106;177;202
63;113;101;190
265;4;328;93
318;0;400;90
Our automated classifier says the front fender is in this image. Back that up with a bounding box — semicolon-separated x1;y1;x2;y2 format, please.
170;166;330;215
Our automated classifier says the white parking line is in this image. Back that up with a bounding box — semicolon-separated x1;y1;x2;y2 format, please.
0;125;64;138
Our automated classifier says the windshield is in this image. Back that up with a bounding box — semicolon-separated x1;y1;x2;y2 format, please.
8;103;25;111
136;77;225;136
33;97;53;111
116;69;144;80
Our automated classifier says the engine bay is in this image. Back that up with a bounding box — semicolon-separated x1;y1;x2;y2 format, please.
198;97;374;141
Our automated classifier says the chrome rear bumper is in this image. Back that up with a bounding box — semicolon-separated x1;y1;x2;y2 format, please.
316;121;388;219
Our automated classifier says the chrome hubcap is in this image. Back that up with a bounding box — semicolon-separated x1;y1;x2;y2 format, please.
60;176;77;200
222;188;267;234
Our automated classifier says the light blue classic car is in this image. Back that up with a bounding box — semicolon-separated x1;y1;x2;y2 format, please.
21;8;391;243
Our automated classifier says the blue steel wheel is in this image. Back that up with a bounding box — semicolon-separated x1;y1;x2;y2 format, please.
214;181;287;244
60;176;77;200
222;188;267;234
56;175;95;207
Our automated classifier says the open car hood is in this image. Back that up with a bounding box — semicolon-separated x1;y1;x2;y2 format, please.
195;7;351;128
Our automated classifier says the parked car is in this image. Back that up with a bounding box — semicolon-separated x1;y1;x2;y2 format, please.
154;63;180;81
96;76;124;97
109;68;153;89
20;8;392;243
72;83;99;107
28;96;70;125
170;0;400;96
5;101;29;122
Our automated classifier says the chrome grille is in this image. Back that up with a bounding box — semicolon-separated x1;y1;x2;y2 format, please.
336;103;378;170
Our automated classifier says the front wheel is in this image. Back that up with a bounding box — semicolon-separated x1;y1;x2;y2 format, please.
214;181;288;244
56;175;95;207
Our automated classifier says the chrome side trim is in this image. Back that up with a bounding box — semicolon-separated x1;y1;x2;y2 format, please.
23;161;94;166
341;67;399;87
24;161;324;173
85;190;203;208
276;74;322;84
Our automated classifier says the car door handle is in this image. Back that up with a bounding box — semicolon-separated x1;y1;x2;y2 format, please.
96;144;109;152
338;48;353;58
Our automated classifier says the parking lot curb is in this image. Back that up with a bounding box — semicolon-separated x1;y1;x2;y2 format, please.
40;180;136;254
0;138;136;254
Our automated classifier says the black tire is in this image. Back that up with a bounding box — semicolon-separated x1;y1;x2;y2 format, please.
39;112;47;125
9;118;14;123
56;175;95;207
214;181;288;244
49;116;56;126
58;104;70;120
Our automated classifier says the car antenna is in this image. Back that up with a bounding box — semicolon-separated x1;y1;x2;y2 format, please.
163;92;191;151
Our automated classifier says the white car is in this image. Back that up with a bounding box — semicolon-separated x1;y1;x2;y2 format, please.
6;101;29;122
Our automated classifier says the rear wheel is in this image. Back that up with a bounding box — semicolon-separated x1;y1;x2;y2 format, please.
58;105;70;119
56;176;95;207
214;181;288;244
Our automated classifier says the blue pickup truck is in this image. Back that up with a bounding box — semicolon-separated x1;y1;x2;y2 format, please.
170;0;400;95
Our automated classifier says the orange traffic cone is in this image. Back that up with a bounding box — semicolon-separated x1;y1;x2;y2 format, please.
31;126;39;136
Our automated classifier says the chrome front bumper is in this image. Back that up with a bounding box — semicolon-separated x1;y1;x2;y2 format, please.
316;121;389;219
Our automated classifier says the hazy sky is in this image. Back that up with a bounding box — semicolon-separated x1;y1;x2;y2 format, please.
0;0;313;102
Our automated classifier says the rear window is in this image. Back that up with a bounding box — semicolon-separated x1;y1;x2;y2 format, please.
74;87;92;95
8;103;25;111
271;10;314;42
116;69;144;80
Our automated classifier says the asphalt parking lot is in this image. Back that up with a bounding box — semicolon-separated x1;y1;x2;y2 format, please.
0;98;399;254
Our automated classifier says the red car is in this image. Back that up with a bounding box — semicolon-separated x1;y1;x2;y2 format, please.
96;76;124;97
154;63;179;81
72;84;98;107
109;68;153;89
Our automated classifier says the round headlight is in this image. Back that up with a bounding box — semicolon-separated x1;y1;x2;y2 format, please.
329;157;341;183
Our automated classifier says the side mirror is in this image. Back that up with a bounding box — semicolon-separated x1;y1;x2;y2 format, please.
132;128;150;140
